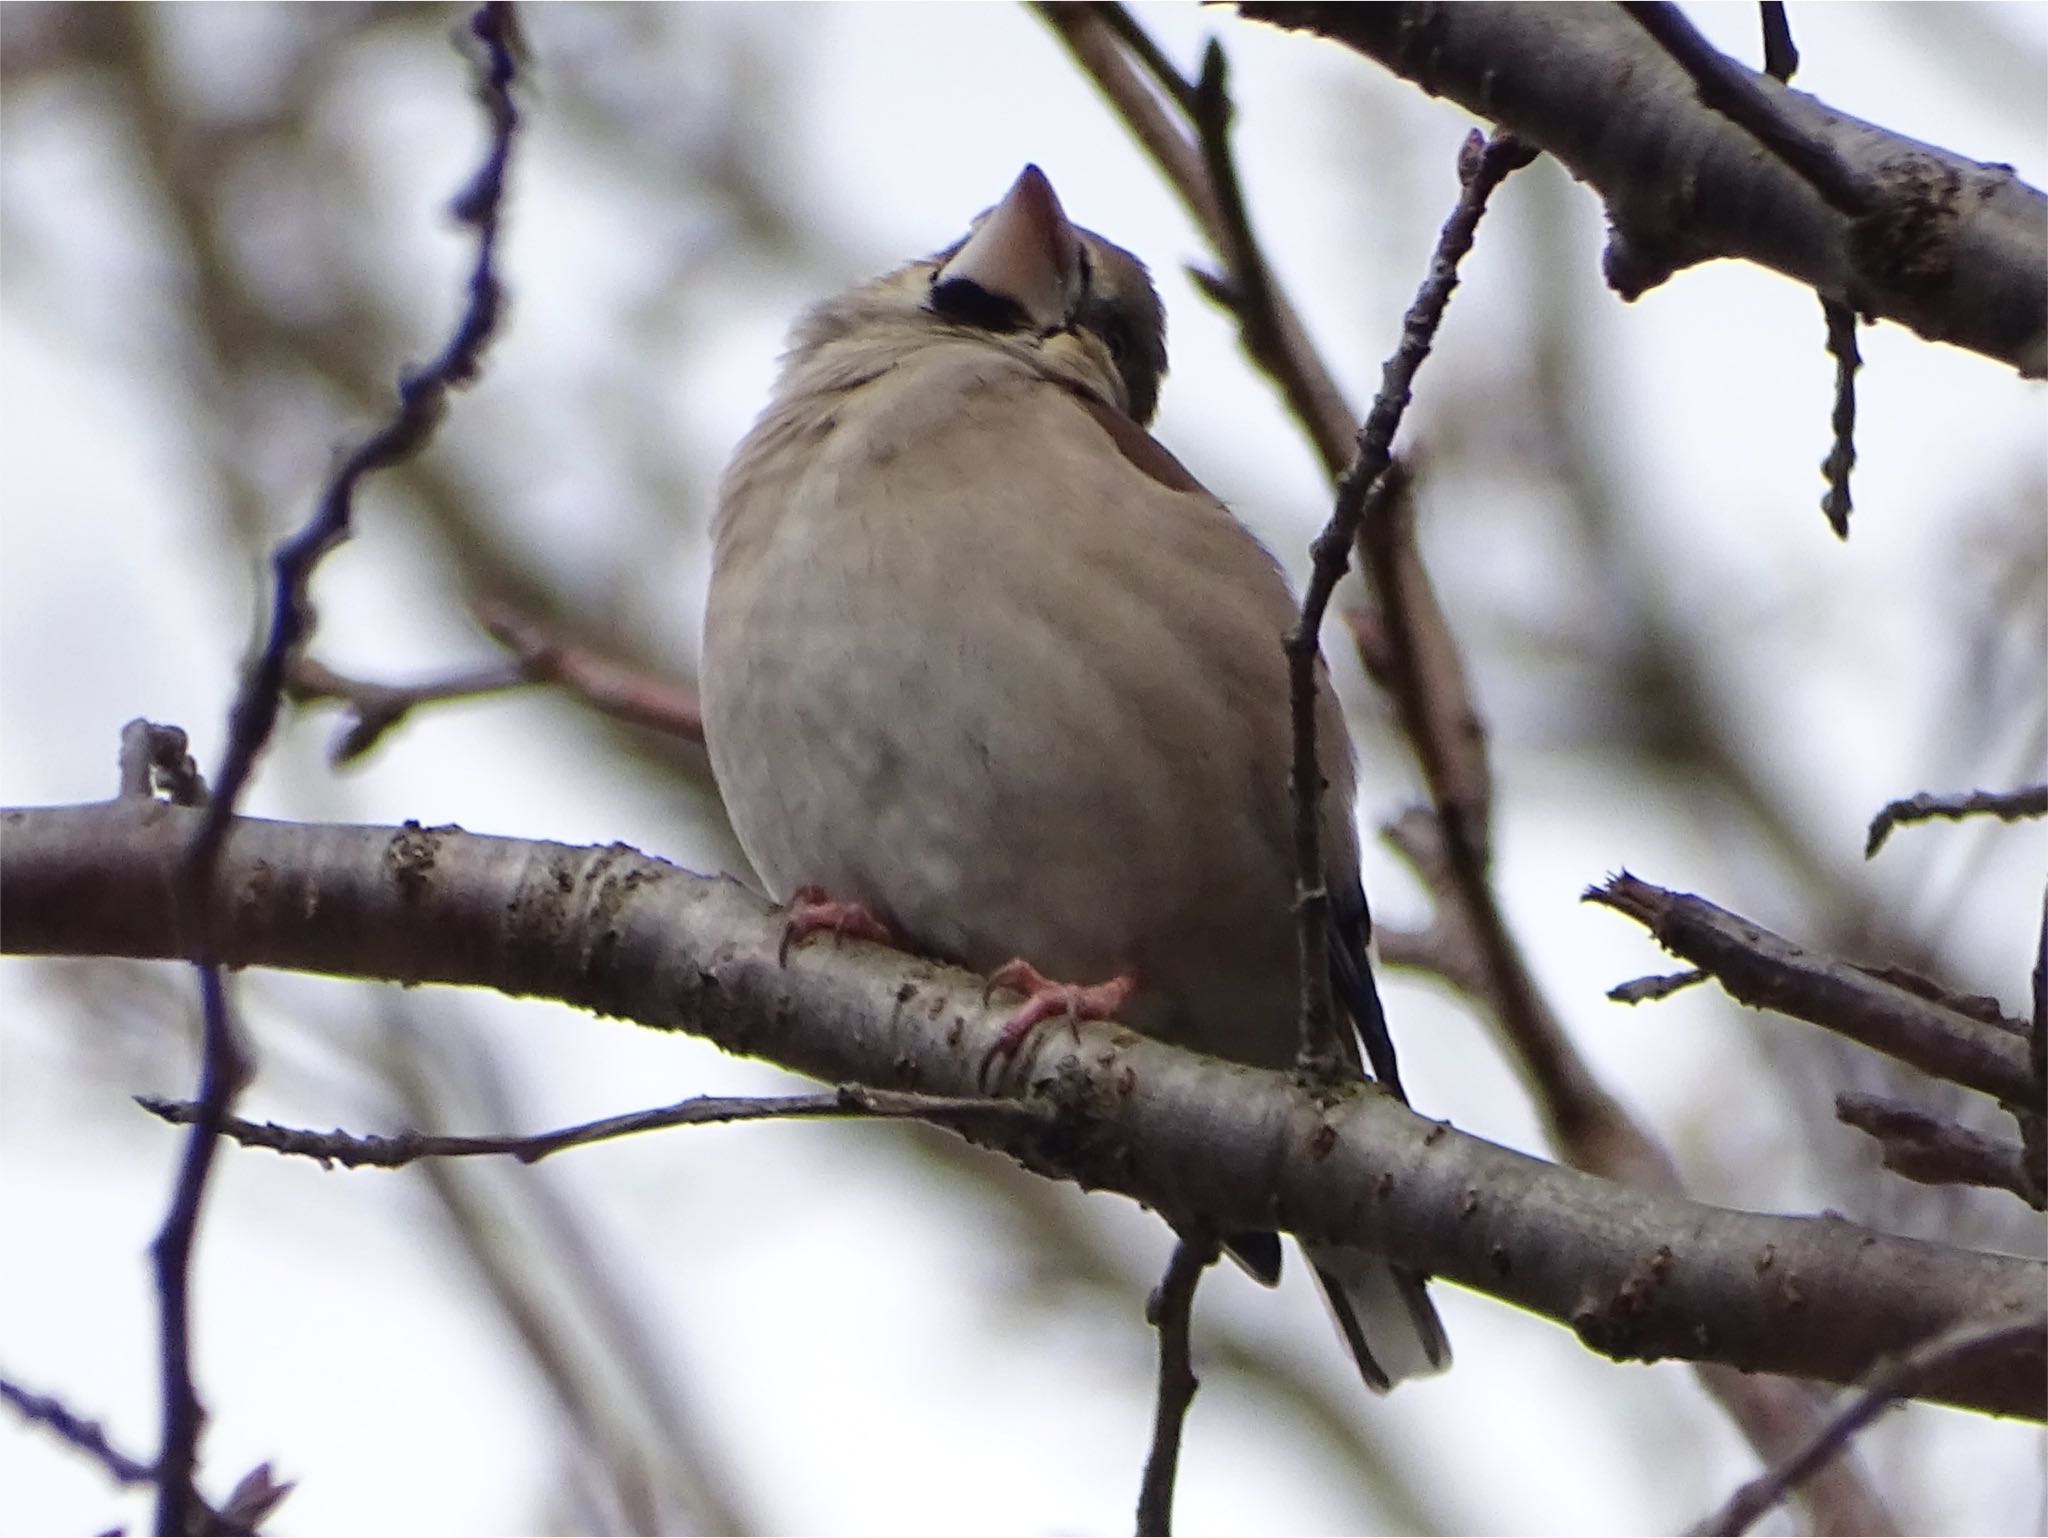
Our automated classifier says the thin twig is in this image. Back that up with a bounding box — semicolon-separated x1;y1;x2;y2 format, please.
1352;461;1492;858
1865;783;2048;856
1288;129;1533;1068
1034;3;1357;474
288;595;709;764
1094;0;1199;117
182;3;519;886
137;1085;1054;1168
1621;1;1876;216
1688;1313;2048;1534
148;962;247;1535
1188;39;1277;364
1033;1;1222;234
1819;296;1860;538
475;598;707;740
287;655;532;764
2;1373;158;1487
1758;2;1798;83
0;1362;284;1534
1186;41;1348;479
148;9;522;1530
1136;1232;1218;1536
1609;969;1709;1005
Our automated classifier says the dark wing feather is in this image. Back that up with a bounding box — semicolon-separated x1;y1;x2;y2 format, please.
1328;876;1407;1103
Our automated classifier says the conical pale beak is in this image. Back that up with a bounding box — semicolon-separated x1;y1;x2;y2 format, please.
936;165;1080;331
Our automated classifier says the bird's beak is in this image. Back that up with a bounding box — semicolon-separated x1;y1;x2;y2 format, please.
936;165;1081;332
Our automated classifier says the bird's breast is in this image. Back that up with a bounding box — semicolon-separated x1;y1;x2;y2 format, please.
702;348;1313;1060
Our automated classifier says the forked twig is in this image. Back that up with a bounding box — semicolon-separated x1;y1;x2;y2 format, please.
147;9;523;1529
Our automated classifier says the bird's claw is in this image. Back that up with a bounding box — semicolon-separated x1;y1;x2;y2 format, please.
778;885;894;966
978;960;1137;1082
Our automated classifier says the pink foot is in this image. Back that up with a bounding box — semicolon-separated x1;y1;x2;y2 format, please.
778;885;894;966
980;959;1139;1075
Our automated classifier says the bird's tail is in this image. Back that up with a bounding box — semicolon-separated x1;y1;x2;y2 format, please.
1316;882;1451;1389
1310;1243;1452;1392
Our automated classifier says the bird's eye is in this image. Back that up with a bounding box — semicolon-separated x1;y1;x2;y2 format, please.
1101;320;1131;365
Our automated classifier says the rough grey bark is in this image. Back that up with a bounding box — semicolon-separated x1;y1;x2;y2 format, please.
1238;3;2047;375
6;799;2041;1419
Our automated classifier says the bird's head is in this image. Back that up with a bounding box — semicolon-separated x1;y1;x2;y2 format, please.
786;165;1168;425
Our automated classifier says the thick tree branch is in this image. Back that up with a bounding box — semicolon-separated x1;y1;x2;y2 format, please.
1621;1;1877;218
1237;2;2046;375
6;800;2042;1419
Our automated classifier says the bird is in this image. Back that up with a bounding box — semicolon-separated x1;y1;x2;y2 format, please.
700;164;1449;1392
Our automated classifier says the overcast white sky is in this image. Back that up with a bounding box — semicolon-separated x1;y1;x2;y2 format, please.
4;4;2045;1533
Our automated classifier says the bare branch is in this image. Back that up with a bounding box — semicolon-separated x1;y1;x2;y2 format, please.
184;2;520;878
1819;297;1861;538
286;656;532;765
1093;1;1199;117
1621;1;1876;217
7;800;2042;1418
148;960;246;1538
1184;41;1351;481
1288;129;1533;1069
1237;2;2047;375
0;1372;288;1533
287;596;710;765
1380;805;1763;1374
1865;783;2048;857
1588;872;2032;1105
149;10;524;1528
1689;1313;2048;1535
1836;1092;2044;1208
1137;1232;1218;1536
474;599;707;742
1609;969;1709;1005
2;1373;158;1488
135;1085;1053;1167
1034;4;1358;474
